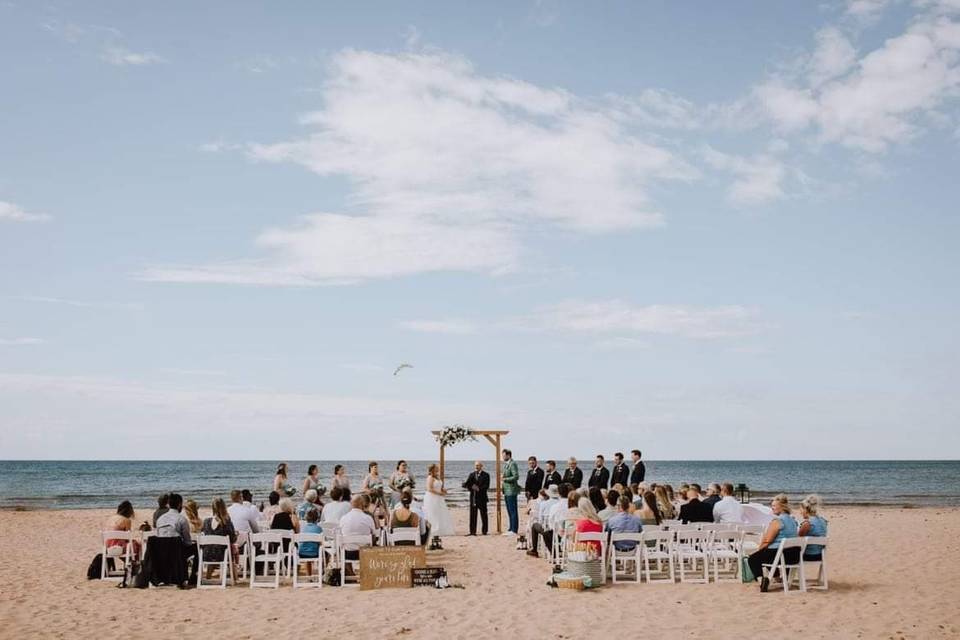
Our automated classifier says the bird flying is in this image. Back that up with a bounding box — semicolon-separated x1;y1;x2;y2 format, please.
393;363;413;376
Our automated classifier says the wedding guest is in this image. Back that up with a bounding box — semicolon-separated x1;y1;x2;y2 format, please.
620;485;637;515
395;489;431;545
340;495;377;561
637;491;663;526
152;493;170;527
262;491;281;523
183;499;203;535
297;489;322;521
502;449;521;535
156;493;195;583
322;486;352;524
748;494;799;592
675;483;690;512
606;495;643;551
588;486;606;514
598;488;619;523
228;490;260;534
574;497;603;553
301;464;323;498
528;485;561;557
273;463;294;497
562;457;583;489
629;449;646;485
390;492;421;544
200;498;237;568
611;452;630;488
547;484;574;546
298;510;323;575
544;460;562;490
524;456;545;500
560;491;584;538
630;484;643;508
703;483;722;507
713;482;746;524
798;495;828;561
389;460;413;507
105;500;140;558
271;498;300;552
680;485;714;523
331;464;351;492
665;484;676;504
655;485;676;520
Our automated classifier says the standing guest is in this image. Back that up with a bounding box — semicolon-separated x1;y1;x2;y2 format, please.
703;483;722;507
152;493;170;528
200;498;237;572
321;487;351;524
502;449;521;535
228;490;260;535
606;495;643;551
798;495;828;561
388;460;414;508
574;497;603;553
598;489;620;523
463;461;490;535
748;494;800;592
301;464;324;499
524;456;545;501
610;452;630;488
630;449;646;486
527;485;560;557
297;489;322;521
588;486;606;514
636;491;663;526
712;483;746;524
105;500;140;558
183;499;203;535
562;457;583;489
588;455;610;490
331;464;351;492
680;485;714;523
273;463;294;497
655;485;676;520
262;491;281;523
544;460;562;490
390;491;421;545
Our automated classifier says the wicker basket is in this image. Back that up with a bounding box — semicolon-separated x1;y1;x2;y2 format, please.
566;559;604;585
554;574;586;590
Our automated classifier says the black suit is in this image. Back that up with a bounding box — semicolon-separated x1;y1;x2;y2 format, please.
524;466;545;499
463;470;490;534
630;461;646;485
562;467;583;489
679;498;714;524
544;470;562;490
611;463;629;487
587;466;609;490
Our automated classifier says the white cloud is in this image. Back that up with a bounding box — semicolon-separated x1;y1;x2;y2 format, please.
399;319;479;335
158;368;227;376
0;200;51;223
0;337;44;346
808;27;858;86
14;295;143;310
702;147;786;205
846;0;891;19
594;336;650;350
101;46;166;66
144;49;694;285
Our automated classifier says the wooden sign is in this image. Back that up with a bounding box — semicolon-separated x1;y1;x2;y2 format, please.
359;546;426;590
411;566;445;587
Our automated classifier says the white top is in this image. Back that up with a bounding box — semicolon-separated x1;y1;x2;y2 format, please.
339;508;376;550
549;503;569;533
713;495;746;524
227;501;261;533
321;501;352;524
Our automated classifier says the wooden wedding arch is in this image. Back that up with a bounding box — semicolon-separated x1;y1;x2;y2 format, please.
431;428;510;534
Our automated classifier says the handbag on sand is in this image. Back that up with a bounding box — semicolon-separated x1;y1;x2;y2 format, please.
741;558;755;583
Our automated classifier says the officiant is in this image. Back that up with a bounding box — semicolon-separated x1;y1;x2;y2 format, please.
463;461;490;535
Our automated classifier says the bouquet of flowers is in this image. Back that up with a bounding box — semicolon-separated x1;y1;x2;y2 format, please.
368;480;385;502
314;482;327;497
395;475;415;491
282;484;297;497
435;424;476;448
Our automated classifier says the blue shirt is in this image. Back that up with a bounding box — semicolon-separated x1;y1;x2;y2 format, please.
297;501;320;521
803;516;828;556
605;511;643;551
770;513;798;549
298;522;322;558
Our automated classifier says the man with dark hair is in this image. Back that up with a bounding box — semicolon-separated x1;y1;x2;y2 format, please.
527;484;561;556
501;449;520;535
630;449;646;485
703;483;722;507
611;452;629;487
155;492;195;585
679;485;714;523
524;456;545;500
544;460;562;490
588;454;610;490
152;493;170;527
562;457;583;489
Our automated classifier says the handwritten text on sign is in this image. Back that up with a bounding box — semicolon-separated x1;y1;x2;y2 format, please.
359;546;426;590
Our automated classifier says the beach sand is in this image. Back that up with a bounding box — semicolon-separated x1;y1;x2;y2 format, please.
1;506;958;640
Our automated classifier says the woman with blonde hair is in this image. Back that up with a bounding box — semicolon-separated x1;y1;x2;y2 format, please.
183;499;202;534
798;494;828;561
747;493;799;591
573;496;603;553
655;485;676;519
201;497;237;573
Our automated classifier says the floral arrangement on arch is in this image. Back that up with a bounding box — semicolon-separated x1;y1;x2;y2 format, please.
435;424;477;448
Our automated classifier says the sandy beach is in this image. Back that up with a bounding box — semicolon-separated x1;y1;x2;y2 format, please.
1;506;958;640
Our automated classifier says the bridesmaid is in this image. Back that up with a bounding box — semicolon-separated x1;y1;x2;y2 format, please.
331;464;351;492
301;464;324;498
273;462;294;496
388;460;413;507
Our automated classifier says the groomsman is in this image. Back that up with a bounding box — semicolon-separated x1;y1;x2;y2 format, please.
588;454;610;489
562;457;583;489
630;449;646;485
462;461;490;535
524;456;545;500
544;460;562;490
611;452;630;487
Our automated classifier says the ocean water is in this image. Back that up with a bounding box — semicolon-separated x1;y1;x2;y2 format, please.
1;460;958;510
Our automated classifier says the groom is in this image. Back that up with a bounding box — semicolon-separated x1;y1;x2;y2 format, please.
463;461;490;535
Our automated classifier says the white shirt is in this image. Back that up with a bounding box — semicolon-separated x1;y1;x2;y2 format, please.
550;503;569;533
228;501;260;534
713;495;746;524
339;508;376;550
537;497;559;526
322;500;352;525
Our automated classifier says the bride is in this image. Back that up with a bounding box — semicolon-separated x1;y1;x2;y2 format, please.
422;463;455;536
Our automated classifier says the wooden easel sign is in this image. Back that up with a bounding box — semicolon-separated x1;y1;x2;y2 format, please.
359;547;426;590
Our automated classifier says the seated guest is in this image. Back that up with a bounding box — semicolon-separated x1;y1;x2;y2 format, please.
574;497;603;553
322;486;352;524
560;491;584;538
156;493;195;584
605;495;643;551
200;498;237;574
674;483;690;513
270;498;300;554
262;491;281;522
655;485;676;520
703;483;722;507
679;485;713;523
629;484;642;508
297;510;323;576
184;499;202;535
389;492;420;545
105;500;140;558
636;491;662;526
747;494;800;592
152;493;170;528
588;486;606;514
598;489;619;523
397;489;431;546
297;489;322;521
227;489;260;534
340;495;377;563
528;484;561;557
798;494;828;561
712;482;746;524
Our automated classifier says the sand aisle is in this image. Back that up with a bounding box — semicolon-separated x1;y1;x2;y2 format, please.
0;507;958;639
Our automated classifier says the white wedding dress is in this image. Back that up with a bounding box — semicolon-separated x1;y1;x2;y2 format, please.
422;477;455;536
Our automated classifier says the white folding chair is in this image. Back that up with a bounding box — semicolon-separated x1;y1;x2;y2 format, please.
272;529;295;577
609;533;643;584
761;537;807;594
321;524;341;567
709;530;742;583
139;530;155;561
574;531;608;584
387;528;421;546
100;531;135;581
660;519;681;529
797;536;828;590
291;533;324;588
197;534;233;589
338;534;373;587
551;526;569;568
738;525;763;555
234;531;249;580
641;530;675;583
675;530;709;583
248;532;283;588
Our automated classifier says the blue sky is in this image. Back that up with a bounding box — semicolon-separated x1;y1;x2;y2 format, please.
1;0;958;460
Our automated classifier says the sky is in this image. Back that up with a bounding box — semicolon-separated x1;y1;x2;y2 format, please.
1;0;959;460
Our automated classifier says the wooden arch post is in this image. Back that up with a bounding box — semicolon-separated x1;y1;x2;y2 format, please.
431;429;510;534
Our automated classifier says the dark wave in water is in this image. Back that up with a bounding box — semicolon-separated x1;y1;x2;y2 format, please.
1;460;959;510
